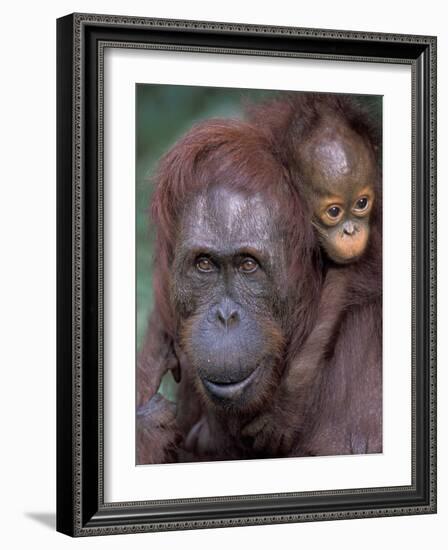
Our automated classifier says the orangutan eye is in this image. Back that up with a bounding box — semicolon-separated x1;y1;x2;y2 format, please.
327;206;342;218
196;257;215;273
239;257;258;273
355;197;369;210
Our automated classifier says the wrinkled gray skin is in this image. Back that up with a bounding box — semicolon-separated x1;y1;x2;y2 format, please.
173;185;289;414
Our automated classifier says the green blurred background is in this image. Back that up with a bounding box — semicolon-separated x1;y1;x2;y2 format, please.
136;85;382;398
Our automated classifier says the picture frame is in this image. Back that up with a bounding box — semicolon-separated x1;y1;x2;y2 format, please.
56;12;437;537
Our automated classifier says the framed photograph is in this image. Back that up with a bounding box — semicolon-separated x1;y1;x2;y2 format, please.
56;13;437;536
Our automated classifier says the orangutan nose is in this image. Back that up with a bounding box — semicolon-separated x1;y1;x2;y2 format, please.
343;220;357;236
215;299;240;329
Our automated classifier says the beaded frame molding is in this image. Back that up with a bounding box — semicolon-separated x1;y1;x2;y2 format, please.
56;13;437;537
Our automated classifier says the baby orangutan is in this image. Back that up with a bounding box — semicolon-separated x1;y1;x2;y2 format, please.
299;116;376;265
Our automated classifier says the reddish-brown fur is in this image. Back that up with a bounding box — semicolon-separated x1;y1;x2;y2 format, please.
137;96;382;463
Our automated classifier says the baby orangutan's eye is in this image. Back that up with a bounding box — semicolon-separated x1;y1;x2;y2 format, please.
354;197;369;210
321;205;344;225
327;206;342;218
196;257;215;273
239;257;258;273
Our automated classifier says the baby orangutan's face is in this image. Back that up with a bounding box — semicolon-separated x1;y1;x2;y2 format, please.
299;120;376;264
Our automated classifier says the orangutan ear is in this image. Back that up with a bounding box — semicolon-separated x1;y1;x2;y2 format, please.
171;362;181;383
170;341;187;383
